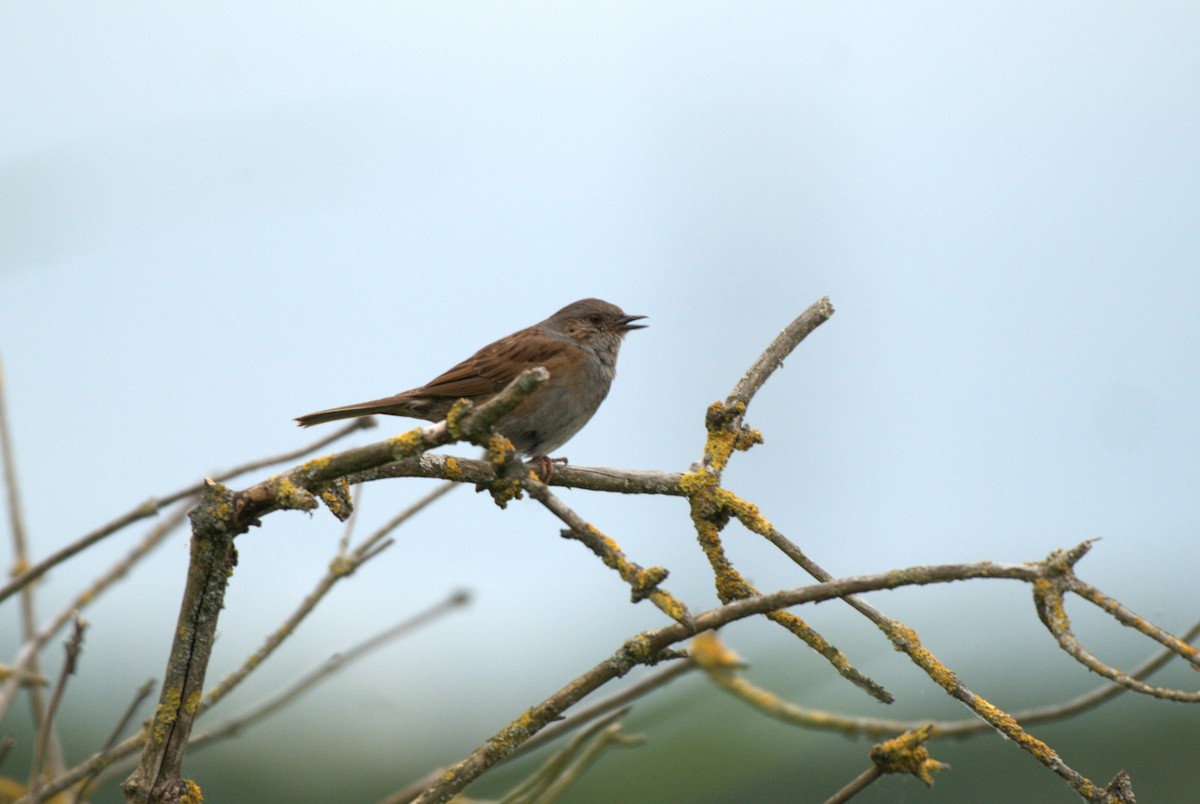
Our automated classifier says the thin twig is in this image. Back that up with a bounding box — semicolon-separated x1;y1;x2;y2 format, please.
407;550;1154;803
25;482;458;803
510;718;644;804
0;419;373;606
499;708;634;804
681;299;892;702
358;455;685;496
198;481;457;716
519;470;691;626
823;766;881;804
728;295;836;410
385;661;696;804
28;617;87;801
191;591;470;750
339;482;365;554
0;501;191;721
694;613;1200;739
1067;574;1200;669
1036;572;1200;701
0;355;63;777
71;678;156;804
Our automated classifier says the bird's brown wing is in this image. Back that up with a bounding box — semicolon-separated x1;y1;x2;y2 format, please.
295;325;573;428
412;325;569;399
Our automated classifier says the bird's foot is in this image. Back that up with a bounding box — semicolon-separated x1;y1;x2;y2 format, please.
528;455;568;481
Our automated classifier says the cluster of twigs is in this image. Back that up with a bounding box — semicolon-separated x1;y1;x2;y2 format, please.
2;297;1197;803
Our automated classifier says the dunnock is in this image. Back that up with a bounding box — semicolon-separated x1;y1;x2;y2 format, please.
295;298;646;462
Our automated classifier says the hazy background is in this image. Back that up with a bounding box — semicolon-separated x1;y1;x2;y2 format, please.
2;4;1198;802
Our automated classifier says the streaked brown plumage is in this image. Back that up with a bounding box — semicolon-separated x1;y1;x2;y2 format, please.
295;298;645;458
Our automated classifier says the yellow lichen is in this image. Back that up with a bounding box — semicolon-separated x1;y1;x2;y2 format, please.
151;688;182;746
445;398;472;440
734;426;764;452
179;779;204;804
299;454;334;473
329;555;355;577
870;725;947;786
649;591;689;624
622;633;656;663
691;632;742;671
389;427;428;460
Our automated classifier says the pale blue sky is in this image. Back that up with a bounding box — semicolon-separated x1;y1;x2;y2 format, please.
2;4;1198;801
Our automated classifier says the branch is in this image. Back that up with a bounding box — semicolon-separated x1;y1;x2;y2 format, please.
120;375;547;803
190;592;469;750
230;368;549;530
728;295;836;411
1034;545;1200;701
27;617;86;802
0;418;373;605
384;661;695;804
358;455;685;496
1;355;65;779
408;558;1040;803
0;502;190;722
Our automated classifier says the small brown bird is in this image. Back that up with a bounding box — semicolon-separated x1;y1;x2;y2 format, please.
295;298;646;462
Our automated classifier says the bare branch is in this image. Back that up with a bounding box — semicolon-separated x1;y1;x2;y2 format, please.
518;468;691;626
0;354;62;777
359;454;686;496
27;617;87;802
198;481;456;717
823;765;881;804
0;419;372;606
71;678;156;804
1036;568;1200;702
728;295;836;409
0;502;191;721
191;591;470;750
385;661;695;804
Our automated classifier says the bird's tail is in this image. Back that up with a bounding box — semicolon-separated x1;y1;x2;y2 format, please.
294;397;407;427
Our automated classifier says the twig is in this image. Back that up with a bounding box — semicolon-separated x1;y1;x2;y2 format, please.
80;591;469;800
1035;560;1200;702
1066;573;1200;669
338;482;365;554
694;612;1200;739
358;455;685;496
198;481;457;717
191;591;470;749
823;766;881;804
729;295;836;410
385;661;696;804
680;299;892;702
823;726;946;803
535;724;643;804
518;468;691;626
0;501;191;721
407;550;1158;803
71;678;156;804
0;355;63;777
503;712;644;804
120;374;544;804
27;617;87;802
0;418;372;605
24;480;458;803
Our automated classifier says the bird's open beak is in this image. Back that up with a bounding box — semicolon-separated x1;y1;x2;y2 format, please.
620;314;648;331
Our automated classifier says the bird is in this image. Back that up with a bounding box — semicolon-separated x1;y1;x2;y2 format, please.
295;298;646;465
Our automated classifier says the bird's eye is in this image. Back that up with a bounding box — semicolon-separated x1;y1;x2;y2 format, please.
588;313;603;325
